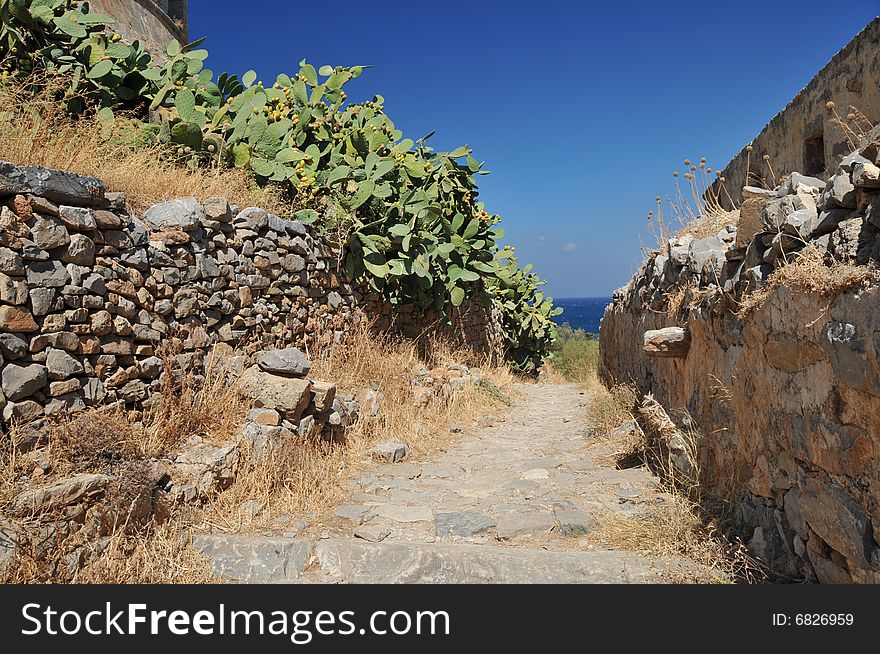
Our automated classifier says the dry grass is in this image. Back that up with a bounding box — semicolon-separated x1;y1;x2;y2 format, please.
72;523;216;584
676;207;739;240
585;496;757;583
1;326;517;581
196;323;516;530
0;75;287;215
585;383;638;441
737;245;879;317
593;395;761;583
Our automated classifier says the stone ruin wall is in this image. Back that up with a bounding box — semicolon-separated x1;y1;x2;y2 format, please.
88;0;188;57
601;124;880;582
0;161;504;437
715;17;880;206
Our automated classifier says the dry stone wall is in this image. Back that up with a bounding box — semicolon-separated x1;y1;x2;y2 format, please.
715;17;880;206
601;133;880;582
0;161;503;435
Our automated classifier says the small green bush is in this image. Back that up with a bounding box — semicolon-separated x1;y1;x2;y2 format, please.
548;324;599;383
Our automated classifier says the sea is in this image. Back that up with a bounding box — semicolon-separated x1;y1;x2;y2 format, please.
552;297;612;335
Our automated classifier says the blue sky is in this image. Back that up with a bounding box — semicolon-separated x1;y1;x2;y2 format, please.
189;1;879;297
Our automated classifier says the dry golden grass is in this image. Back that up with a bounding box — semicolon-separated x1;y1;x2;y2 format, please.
0;75;287;215
737;245;879;317
585;383;638;440
72;523;217;584
676;207;739;240
584;496;758;583
196;323;516;531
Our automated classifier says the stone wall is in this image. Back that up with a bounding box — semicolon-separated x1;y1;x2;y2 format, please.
89;0;187;57
600;134;880;582
714;17;880;206
0;161;504;432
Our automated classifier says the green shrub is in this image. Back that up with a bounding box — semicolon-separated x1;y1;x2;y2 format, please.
0;0;560;371
548;324;599;383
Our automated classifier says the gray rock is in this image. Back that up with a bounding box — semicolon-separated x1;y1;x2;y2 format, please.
171;441;241;502
781;208;818;239
62;233;95;265
2;363;47;401
852;160;880;188
192;535;311;583
0;333;28;360
354;525;391;543
800;477;874;568
667;235;694;266
782;172;825;194
762;193;815;229
0;247;23;276
139;356;163;379
235;207;269;231
281;254;305;273
20;241;48;261
143;198;203;232
13;473;110;514
334;504;371;525
434;511;495;538
821;171;857;209
688;236;725;274
495;509;558;539
203;196;231;222
81;378;106;406
257;347;311;377
316;539;677;583
370;504;433;523
236;366;313;420
57;205;97;231
371;441;410;463
29;215;70;250
555;508;592;536
45;348;83;380
812;208;852;236
26;259;69;288
0;272;27;305
0;161;104;206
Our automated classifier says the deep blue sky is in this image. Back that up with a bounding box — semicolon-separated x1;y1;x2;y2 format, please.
189;1;878;297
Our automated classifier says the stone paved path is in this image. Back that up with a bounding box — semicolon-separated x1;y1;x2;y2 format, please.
196;383;707;583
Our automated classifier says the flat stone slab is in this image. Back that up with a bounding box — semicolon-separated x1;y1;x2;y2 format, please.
193;535;311;583
420;463;461;478
315;539;673;583
333;504;371;525
354;525;391;543
555;508;592;536
258;347;311;377
435;511;495;538
371;504;433;523
495;509;557;540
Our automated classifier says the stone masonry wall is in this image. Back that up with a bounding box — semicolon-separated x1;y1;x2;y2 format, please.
89;0;187;57
0;161;503;433
600;133;880;582
715;17;880;206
